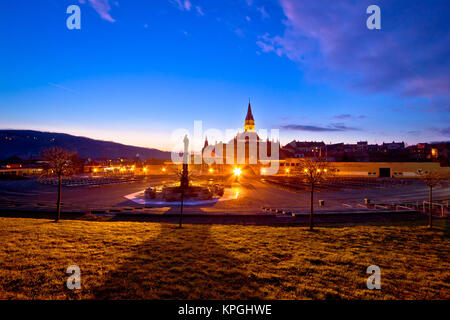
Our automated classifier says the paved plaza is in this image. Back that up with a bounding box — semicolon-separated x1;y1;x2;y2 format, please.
0;175;448;222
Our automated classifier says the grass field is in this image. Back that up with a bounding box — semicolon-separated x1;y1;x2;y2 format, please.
0;217;448;299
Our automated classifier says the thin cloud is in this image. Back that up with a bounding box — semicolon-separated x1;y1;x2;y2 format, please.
48;83;77;93
334;114;352;120
257;0;449;112
406;130;421;136
256;6;269;19
234;28;244;37
334;114;366;120
429;126;450;137
172;0;192;11
195;6;204;16
80;0;116;22
281;123;360;132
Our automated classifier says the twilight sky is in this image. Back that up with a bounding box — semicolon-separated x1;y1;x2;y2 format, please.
0;0;448;150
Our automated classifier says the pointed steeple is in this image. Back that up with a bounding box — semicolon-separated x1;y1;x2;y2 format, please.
244;100;255;132
245;100;254;121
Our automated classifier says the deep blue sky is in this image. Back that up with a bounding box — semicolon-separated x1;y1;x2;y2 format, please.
0;0;448;150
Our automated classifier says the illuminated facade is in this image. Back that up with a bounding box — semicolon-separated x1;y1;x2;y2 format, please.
201;101;279;170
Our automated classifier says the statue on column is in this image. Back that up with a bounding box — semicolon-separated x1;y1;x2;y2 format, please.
181;134;189;190
178;134;190;228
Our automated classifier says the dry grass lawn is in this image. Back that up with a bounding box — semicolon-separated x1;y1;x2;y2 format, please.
0;217;448;299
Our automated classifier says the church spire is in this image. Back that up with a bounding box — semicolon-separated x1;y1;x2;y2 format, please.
244;100;255;132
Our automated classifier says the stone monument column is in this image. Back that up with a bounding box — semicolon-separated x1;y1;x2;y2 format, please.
181;135;189;189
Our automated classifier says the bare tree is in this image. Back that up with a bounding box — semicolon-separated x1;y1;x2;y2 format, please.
294;157;332;231
42;148;77;222
417;170;449;228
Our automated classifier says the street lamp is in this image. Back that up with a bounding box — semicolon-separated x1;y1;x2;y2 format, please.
233;167;242;181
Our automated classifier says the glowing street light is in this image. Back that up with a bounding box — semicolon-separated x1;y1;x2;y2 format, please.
162;167;166;172
431;148;437;157
285;168;290;174
233;167;242;182
209;168;214;173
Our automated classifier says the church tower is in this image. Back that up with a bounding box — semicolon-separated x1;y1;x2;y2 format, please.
244;101;255;132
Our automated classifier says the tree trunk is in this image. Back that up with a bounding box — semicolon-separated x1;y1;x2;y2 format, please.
428;185;432;228
309;183;314;231
56;174;62;222
179;189;184;228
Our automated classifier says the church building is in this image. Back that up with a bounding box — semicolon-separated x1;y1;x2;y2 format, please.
201;101;279;169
